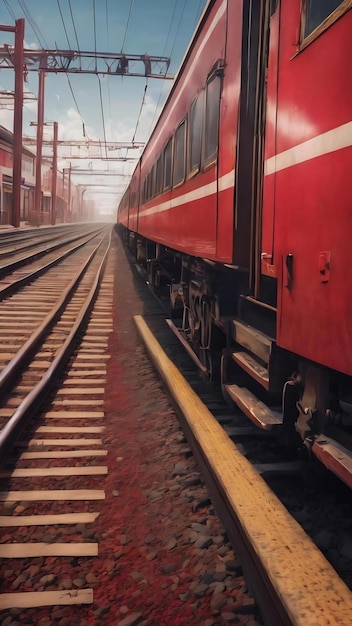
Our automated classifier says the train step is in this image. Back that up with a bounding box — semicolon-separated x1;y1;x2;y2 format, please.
224;384;282;430
230;351;269;390
312;436;352;489
253;461;302;477
230;318;272;364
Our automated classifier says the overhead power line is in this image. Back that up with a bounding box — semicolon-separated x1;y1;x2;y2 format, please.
68;0;80;52
121;0;135;52
97;75;108;160
2;0;16;21
132;81;148;144
56;0;71;48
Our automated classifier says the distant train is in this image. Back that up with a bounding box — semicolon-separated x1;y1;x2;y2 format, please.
117;0;352;488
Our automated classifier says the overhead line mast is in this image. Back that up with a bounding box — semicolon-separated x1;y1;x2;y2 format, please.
0;48;173;79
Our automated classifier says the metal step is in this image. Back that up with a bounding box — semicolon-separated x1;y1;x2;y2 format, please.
224;384;282;430
231;350;269;390
230;318;273;364
253;461;302;477
312;436;352;489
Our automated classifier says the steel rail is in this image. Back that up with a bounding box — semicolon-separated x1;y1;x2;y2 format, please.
0;225;90;256
0;226;109;298
0;229;109;395
0;225;105;277
0;229;111;464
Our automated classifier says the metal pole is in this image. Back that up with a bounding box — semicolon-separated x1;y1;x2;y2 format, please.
34;67;45;225
67;163;71;223
12;18;24;227
51;121;58;225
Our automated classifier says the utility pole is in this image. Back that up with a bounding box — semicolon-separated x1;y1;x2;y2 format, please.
13;19;24;227
63;165;72;223
51;121;58;225
34;66;45;225
0;19;25;227
68;163;72;222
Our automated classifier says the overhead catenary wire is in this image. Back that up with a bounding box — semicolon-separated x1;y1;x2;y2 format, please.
120;0;135;52
105;0;112;121
97;75;108;160
17;0;49;49
131;81;148;144
56;0;72;48
65;75;89;140
68;0;80;52
2;0;17;21
147;0;179;136
54;0;87;139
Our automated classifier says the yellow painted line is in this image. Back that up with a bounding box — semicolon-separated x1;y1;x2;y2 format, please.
133;314;352;626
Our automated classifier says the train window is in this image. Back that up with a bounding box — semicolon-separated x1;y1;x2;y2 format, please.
204;73;221;167
302;0;348;40
147;171;153;200
173;120;186;187
150;163;156;198
189;91;204;176
163;138;172;191
155;154;163;195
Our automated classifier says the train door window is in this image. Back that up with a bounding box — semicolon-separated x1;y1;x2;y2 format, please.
163;138;172;191
189;91;204;177
302;0;349;40
147;171;152;200
173;120;186;187
204;70;222;168
156;154;163;195
150;163;156;198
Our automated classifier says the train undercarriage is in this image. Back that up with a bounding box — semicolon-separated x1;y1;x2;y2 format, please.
122;227;352;489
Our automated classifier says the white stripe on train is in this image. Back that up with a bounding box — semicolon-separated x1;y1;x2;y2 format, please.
138;121;352;218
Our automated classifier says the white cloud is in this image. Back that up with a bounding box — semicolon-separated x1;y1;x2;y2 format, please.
24;40;40;50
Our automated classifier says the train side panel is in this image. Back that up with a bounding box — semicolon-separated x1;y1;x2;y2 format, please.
128;162;141;233
263;2;352;375
136;0;241;264
216;1;242;262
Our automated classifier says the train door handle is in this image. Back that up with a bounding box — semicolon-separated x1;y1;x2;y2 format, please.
284;254;294;291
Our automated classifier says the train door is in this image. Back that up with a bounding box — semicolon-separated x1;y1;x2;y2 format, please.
233;0;275;313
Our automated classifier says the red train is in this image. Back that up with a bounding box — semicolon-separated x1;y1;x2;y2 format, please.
117;0;352;487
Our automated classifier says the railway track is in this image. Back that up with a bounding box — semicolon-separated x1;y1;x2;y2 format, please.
1;227;351;623
0;223;107;281
116;237;352;625
0;225;113;612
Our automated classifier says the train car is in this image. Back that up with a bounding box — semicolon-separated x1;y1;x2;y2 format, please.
117;0;352;488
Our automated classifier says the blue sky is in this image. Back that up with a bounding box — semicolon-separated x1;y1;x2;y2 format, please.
0;0;207;212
